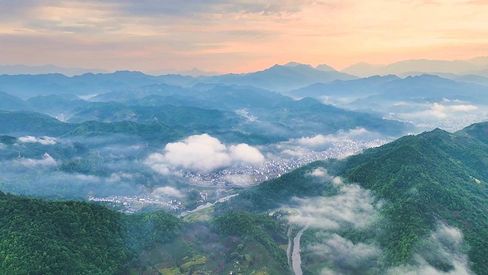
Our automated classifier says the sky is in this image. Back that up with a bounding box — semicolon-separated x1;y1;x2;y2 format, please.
1;0;488;73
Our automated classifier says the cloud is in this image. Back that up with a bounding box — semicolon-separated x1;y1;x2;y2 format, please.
151;186;184;199
308;167;344;186
16;152;57;167
389;100;487;131
229;143;265;164
235;108;257;122
0;0;308;27
18;136;57;145
107;172;135;183
297;128;371;147
301;215;471;274
393;100;479;120
145;134;264;174
287;181;379;230
309;167;329;178
277;128;388;160
423;102;478;119
387;223;472;275
223;174;254;186
309;234;381;274
3;0;488;73
108;0;309;17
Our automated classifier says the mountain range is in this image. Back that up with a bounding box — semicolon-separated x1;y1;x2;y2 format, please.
1;57;488;274
0;62;354;99
1;121;487;274
343;56;488;77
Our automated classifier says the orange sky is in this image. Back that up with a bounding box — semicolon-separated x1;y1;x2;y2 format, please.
1;0;487;73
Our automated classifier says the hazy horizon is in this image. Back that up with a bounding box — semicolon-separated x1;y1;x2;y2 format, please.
1;0;488;74
1;55;488;76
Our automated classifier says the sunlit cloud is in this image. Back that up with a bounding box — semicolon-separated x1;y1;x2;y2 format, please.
0;0;487;72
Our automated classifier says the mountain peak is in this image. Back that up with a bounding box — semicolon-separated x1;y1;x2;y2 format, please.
283;61;312;68
316;64;336;72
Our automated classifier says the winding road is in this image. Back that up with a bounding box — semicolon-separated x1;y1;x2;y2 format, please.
288;226;308;275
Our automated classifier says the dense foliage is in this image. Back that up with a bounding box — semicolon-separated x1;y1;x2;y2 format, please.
332;125;488;274
0;192;180;274
214;211;289;272
0;192;128;274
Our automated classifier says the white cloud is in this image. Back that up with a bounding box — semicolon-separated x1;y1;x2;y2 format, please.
223;174;254;186
426;102;478;119
151;186;184;198
394;101;480;121
287;182;379;230
229;143;265;164
16;153;57;167
309;234;381;274
235;108;257;122
145;134;264;174
107;172;135;182
308;167;344;186
387;224;472;275
387;100;488;131
276;128;388;161
310;167;329;178
73;174;102;182
18;136;57;145
297;128;371;147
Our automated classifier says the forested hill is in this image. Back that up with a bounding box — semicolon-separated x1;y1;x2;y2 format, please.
0;191;290;274
0;192;180;274
1;122;488;274
331;122;488;274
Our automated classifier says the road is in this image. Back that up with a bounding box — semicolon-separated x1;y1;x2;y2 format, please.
291;226;307;275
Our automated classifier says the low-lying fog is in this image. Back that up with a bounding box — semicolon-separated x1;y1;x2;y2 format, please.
0;128;389;213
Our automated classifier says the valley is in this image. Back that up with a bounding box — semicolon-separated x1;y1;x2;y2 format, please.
0;60;487;274
2;2;488;274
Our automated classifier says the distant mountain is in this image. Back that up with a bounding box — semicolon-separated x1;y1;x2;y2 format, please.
0;63;354;98
91;83;190;102
435;73;488;87
315;64;336;72
0;111;70;136
290;75;400;98
0;71;196;98
0;109;270;145
376;74;488;100
291;74;488;105
26;94;87;118
67;103;242;138
0;111;180;143
343;56;488;77
0;91;30;111
0;64;106;76
1;80;410;145
89;84;409;137
204;62;356;91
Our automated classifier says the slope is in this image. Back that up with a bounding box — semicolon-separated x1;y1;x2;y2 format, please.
330;123;488;274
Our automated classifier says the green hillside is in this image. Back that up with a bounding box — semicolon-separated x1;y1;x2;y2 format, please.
1;122;488;274
222;122;488;274
0;192;131;274
0;192;289;274
330;123;488;274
